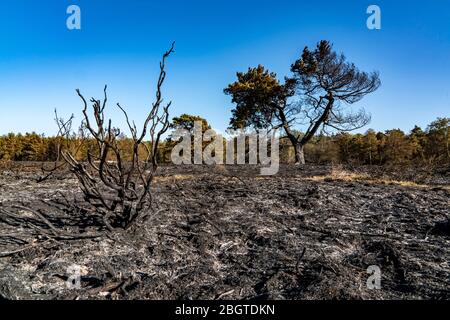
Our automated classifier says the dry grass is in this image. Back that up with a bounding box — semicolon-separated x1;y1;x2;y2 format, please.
304;165;450;190
153;174;196;182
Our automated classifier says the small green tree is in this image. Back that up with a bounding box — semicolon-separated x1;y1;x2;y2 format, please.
425;117;450;164
410;125;426;162
167;114;214;163
170;114;211;134
363;129;379;165
382;129;414;165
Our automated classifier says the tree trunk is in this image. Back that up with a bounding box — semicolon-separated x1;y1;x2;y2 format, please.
294;143;305;165
296;93;334;165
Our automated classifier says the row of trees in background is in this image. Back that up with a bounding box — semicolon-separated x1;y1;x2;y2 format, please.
298;117;450;166
0;116;448;166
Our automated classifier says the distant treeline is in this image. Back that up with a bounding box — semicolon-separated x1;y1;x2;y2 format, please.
296;117;449;166
0;117;448;166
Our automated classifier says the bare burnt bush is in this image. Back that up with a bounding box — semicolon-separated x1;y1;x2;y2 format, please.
0;44;174;245
48;44;174;231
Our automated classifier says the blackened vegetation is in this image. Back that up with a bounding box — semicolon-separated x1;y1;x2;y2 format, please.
40;43;174;233
0;164;448;299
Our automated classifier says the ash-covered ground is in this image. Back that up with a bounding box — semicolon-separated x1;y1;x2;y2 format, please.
0;163;449;300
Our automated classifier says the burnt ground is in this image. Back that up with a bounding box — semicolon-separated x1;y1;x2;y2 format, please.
0;163;449;300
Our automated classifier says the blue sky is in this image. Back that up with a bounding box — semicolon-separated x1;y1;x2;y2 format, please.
0;0;449;136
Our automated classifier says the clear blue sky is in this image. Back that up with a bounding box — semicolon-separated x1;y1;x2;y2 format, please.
0;0;449;136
